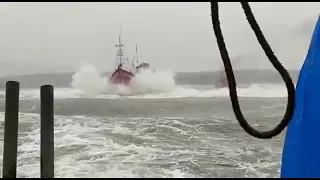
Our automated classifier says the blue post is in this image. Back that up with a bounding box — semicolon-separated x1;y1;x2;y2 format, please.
281;15;320;178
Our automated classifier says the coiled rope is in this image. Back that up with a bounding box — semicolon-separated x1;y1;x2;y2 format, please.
210;2;296;139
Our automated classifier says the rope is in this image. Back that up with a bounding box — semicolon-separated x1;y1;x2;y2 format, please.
210;2;296;139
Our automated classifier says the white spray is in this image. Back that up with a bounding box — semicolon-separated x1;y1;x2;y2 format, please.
71;63;108;95
71;63;177;96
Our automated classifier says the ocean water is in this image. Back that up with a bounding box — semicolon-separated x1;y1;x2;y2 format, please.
0;64;290;178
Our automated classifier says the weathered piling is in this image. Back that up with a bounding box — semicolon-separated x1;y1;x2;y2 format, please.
40;85;54;178
2;81;20;178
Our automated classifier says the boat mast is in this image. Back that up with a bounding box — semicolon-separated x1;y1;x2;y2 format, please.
135;44;139;65
115;28;124;66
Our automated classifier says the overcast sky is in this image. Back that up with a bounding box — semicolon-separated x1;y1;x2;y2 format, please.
0;2;319;76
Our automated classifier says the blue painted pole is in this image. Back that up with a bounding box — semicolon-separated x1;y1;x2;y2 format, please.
281;15;320;178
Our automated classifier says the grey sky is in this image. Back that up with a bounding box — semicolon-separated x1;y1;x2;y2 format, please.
0;2;319;76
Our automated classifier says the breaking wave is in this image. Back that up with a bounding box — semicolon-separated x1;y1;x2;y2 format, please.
0;63;289;100
0;83;287;101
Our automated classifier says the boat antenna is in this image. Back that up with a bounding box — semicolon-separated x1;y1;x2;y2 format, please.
210;2;295;139
136;44;139;65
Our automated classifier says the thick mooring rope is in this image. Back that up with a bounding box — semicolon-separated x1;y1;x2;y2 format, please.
210;2;295;139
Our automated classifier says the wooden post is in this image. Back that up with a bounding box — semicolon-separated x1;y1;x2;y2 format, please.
40;85;54;178
2;81;20;178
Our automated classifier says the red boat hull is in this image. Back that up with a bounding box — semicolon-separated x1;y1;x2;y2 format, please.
109;66;134;85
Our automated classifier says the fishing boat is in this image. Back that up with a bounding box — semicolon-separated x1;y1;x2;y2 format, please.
214;68;228;89
109;30;152;86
